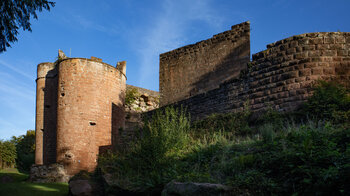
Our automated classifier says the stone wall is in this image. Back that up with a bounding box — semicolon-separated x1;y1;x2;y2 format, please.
120;85;159;149
159;21;250;106
154;32;350;121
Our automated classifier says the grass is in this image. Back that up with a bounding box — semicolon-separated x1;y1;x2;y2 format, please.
0;168;68;196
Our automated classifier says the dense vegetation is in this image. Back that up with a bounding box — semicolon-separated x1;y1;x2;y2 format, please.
0;130;35;172
98;81;350;195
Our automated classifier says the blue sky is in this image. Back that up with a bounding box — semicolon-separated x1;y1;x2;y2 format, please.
0;0;349;139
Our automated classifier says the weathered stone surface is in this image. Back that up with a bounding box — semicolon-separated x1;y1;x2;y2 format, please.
69;179;93;196
29;164;70;183
58;49;67;59
161;181;235;196
121;85;159;149
160;21;251;106
151;31;350;121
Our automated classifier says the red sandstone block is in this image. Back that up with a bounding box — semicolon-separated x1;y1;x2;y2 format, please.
303;45;315;51
311;67;323;75
290;41;298;48
295;53;307;59
323;67;335;75
295;77;306;82
299;69;311;77
311;57;323;62
336;37;346;43
324;37;335;44
271;87;283;93
321;50;337;56
317;44;330;50
287;48;296;55
329;44;344;50
337;50;348;56
333;57;343;62
310;38;323;44
306;75;319;81
308;50;321;57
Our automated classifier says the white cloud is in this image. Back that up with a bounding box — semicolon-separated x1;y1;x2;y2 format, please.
0;65;35;140
0;59;33;80
134;0;223;90
71;14;122;36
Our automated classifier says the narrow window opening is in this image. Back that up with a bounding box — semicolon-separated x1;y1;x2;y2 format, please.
89;121;96;126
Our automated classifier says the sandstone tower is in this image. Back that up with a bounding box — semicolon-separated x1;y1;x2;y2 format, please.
35;51;126;175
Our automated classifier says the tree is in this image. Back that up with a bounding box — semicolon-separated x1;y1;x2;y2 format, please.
0;140;16;169
11;130;35;172
0;0;55;53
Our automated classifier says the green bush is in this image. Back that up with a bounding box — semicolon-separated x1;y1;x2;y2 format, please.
11;130;35;173
125;88;139;105
304;81;350;121
0;140;16;169
98;107;191;192
192;103;252;139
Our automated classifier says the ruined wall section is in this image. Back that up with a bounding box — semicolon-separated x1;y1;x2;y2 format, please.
159;21;250;106
246;32;350;112
35;62;58;165
56;58;126;175
155;32;350;121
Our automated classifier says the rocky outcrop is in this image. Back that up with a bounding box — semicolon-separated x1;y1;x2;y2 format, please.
161;181;235;196
117;85;159;149
29;164;70;183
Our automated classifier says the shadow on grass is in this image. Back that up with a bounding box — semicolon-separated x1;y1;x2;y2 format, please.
0;168;68;196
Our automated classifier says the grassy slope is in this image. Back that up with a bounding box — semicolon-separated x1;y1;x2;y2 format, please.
0;168;68;196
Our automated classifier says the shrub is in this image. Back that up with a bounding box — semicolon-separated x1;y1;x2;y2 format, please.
125;88;139;105
304;81;350;121
0;140;16;169
11;130;35;173
98;107;191;192
192;102;252;138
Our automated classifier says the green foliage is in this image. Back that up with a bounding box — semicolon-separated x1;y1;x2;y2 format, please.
0;0;55;52
304;80;350;121
0;140;16;169
98;107;191;192
192;102;252;139
11;130;35;173
125;88;139;105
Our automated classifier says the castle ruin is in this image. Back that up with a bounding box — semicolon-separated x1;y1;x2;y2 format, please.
34;21;350;178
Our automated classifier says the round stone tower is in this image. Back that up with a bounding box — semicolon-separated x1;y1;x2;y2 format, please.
55;58;126;175
35;51;127;176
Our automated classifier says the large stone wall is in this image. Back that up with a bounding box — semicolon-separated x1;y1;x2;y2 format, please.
159;21;250;106
155;32;350;121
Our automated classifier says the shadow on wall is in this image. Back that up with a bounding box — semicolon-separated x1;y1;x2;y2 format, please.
43;67;58;165
190;39;250;96
334;63;350;88
99;93;125;155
